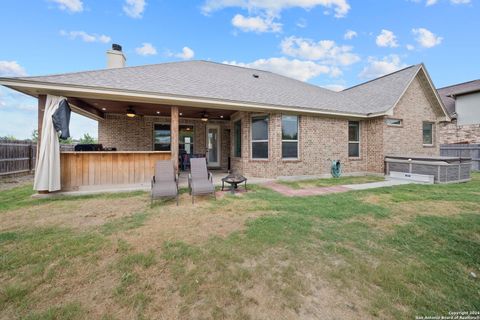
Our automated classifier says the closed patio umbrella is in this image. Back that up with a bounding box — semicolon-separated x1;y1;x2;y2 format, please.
33;95;66;192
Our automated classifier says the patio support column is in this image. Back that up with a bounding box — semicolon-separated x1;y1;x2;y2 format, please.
171;106;179;173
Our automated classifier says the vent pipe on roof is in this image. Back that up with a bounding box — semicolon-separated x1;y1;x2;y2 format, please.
106;43;126;69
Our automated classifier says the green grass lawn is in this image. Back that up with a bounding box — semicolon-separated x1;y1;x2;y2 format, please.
278;174;385;189
0;174;479;319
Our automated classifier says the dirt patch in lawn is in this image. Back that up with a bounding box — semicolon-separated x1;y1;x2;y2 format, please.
361;194;393;205
0;195;148;232
237;248;373;320
34;248;121;318
0;174;33;191
122;193;274;249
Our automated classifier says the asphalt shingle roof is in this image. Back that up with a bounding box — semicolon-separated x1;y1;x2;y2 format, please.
12;60;423;116
341;64;421;115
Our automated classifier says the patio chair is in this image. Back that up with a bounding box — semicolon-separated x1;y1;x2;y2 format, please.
151;160;179;206
188;158;216;204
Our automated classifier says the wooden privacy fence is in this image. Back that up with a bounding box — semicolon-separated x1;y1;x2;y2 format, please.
0;140;37;176
440;144;480;171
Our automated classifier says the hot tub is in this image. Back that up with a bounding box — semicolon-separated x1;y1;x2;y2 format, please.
385;155;472;184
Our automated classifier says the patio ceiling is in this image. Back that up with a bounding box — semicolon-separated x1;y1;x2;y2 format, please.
68;96;236;120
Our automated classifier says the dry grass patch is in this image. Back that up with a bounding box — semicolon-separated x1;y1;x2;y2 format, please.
0;195;148;232
238;248;373;320
122;192;275;249
0;174;33;191
358;193;480;233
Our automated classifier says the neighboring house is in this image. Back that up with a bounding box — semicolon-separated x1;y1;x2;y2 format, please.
438;80;480;144
0;45;450;192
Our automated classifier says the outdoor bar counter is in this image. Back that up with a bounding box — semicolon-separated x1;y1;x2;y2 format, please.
60;151;171;191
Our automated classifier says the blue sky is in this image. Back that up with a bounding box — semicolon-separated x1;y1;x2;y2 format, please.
0;0;479;139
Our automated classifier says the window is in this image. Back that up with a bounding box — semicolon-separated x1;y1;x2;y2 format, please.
234;120;242;157
154;124;170;151
348;121;360;157
385;118;402;126
423;122;434;145
251;115;269;159
282;115;299;159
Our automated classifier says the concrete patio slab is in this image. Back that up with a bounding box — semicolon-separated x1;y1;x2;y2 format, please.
34;171;274;197
344;179;414;190
263;178;415;197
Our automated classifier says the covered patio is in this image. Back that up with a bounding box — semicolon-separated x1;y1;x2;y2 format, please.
36;94;238;192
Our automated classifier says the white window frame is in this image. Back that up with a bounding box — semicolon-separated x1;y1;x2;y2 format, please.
423;121;435;146
348;121;361;158
385;118;403;127
281;115;299;160
250;114;269;160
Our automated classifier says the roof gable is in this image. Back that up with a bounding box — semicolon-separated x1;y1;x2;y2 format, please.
340;65;421;115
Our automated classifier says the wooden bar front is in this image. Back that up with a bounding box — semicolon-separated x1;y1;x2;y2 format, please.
60;151;171;191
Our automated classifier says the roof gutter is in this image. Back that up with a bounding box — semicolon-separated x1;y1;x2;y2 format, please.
0;78;388;119
448;88;480;98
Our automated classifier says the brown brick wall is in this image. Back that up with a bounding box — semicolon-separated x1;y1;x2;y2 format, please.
229;74;444;179
98;114;230;169
229;111;379;178
383;76;440;157
439;120;480;144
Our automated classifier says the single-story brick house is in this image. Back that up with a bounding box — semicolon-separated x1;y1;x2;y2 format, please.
0;45;450;192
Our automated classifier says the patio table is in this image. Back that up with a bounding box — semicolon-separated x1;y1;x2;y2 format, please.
221;174;247;194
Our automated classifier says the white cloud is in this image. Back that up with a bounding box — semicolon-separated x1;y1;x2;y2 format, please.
359;55;407;79
175;47;195;60
406;44;415;50
280;36;360;66
202;0;351;18
224;57;333;81
123;0;146;18
412;28;443;48
0;61;27;77
321;84;346;91
49;0;83;13
376;29;399;48
135;43;157;56
344;29;357;40
232;14;282;33
60;30;111;43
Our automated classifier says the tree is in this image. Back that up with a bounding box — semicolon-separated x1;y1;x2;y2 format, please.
0;135;16;141
79;133;97;144
31;129;38;143
59;137;74;144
